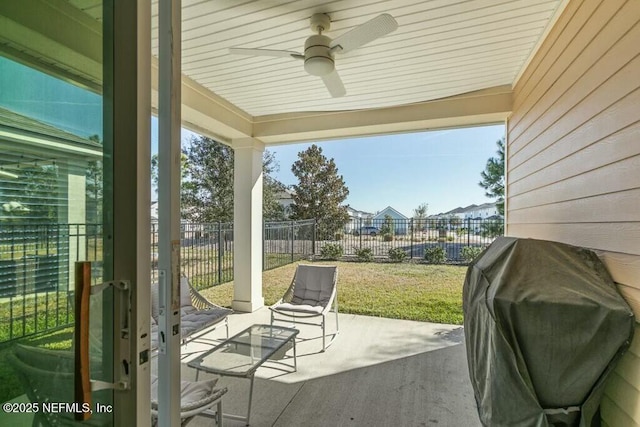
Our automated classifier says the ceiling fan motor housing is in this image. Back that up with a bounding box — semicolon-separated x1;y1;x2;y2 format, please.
304;34;334;76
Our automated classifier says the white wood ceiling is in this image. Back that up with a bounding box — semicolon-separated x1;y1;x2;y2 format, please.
171;0;563;117
69;0;564;118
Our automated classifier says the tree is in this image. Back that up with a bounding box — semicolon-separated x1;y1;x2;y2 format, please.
380;214;395;241
85;160;102;224
290;144;350;240
150;151;189;195
181;136;234;222
412;203;428;231
85;135;103;225
152;135;285;222
448;215;462;228
479;138;505;215
481;219;504;238
262;150;287;221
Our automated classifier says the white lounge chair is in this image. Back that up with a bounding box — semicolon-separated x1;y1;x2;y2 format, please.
7;345;111;427
269;264;339;352
150;375;226;426
9;344;226;426
151;276;232;351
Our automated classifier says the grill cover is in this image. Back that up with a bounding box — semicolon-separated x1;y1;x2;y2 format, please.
463;237;634;427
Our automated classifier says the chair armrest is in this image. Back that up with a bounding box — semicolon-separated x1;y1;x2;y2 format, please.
189;284;230;311
269;298;285;310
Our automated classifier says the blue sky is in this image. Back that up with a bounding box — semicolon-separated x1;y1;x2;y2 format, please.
152;118;505;218
267;125;505;217
0;57;103;138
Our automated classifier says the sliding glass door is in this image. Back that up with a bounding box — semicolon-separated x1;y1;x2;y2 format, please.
0;1;150;425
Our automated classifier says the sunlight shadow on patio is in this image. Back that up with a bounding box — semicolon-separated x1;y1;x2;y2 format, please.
182;309;480;426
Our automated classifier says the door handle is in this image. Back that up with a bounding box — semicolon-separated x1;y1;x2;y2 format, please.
74;262;131;421
74;261;92;421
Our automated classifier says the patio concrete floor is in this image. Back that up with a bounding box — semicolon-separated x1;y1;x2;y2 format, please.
179;308;481;427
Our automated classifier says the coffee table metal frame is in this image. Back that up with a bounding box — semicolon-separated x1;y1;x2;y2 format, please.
187;324;299;425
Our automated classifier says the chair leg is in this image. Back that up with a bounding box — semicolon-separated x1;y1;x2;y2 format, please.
335;300;339;333
322;317;326;352
216;399;223;427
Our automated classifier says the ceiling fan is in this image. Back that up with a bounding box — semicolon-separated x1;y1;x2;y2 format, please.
229;13;398;98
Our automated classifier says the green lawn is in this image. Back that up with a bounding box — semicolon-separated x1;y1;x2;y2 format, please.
201;260;468;325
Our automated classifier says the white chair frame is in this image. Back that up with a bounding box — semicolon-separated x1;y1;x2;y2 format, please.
269;265;339;352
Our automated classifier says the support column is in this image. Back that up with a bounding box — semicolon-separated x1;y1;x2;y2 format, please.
233;138;265;312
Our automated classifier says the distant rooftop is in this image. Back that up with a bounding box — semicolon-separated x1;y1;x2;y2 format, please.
431;202;498;217
0;107;100;148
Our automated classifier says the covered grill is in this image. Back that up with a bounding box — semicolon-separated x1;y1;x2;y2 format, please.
463;237;634;426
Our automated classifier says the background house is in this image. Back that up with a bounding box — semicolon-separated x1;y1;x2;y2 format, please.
0;106;102;294
373;206;409;235
344;206;374;234
274;187;295;218
463;203;500;219
433;203;500;220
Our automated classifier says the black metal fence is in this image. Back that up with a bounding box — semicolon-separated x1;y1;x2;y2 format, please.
0;220;316;343
264;219;316;271
0;223;102;344
151;222;236;290
0;217;502;343
317;217;504;262
150;219;316;289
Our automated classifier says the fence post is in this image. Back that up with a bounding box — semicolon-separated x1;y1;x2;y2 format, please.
312;219;316;256
263;220;266;270
290;220;295;262
467;217;471;247
359;217;363;249
217;222;223;285
410;218;414;258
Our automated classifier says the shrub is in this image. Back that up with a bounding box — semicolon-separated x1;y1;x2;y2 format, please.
424;246;447;264
334;233;343;240
388;247;407;262
446;236;454;242
383;234;394;242
380;214;394;236
461;246;484;263
320;243;344;260
354;247;374;262
480;220;504;238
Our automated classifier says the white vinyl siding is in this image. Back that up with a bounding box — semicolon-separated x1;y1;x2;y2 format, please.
506;0;640;424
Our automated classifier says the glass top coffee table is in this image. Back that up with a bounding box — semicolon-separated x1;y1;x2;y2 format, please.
188;324;299;425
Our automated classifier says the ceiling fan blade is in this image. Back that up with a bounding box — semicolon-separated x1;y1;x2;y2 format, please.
321;70;346;98
331;14;398;54
229;48;303;59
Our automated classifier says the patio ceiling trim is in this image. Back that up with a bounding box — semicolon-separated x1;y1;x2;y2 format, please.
153;76;512;147
0;128;102;159
0;0;102;91
151;58;253;144
251;85;513;145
